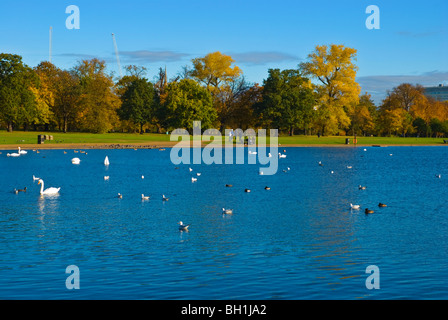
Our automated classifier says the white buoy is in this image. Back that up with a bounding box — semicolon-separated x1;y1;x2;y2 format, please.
104;156;110;166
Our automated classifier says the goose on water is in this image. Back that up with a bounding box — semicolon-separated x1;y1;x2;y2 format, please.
365;208;374;214
14;187;27;194
222;208;233;214
178;221;190;231
378;203;387;207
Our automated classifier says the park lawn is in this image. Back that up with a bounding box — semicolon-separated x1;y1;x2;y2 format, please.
0;131;172;145
0;130;446;146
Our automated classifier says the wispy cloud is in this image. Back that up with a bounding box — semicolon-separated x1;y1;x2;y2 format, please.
357;71;448;104
119;50;190;63
396;29;447;38
57;53;107;61
229;51;299;65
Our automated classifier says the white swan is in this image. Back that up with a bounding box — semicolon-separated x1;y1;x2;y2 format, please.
71;158;81;164
196;173;201;176
18;147;27;155
178;221;190;231
38;179;60;195
249;151;257;155
222;208;233;214
279;153;286;158
350;203;360;210
104;176;110;180
33;175;40;181
142;194;150;200
104;156;110;166
7;149;20;157
191;177;197;182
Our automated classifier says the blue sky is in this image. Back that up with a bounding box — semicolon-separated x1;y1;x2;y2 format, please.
1;0;447;104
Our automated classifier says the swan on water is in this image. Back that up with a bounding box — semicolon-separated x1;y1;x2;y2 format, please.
350;203;360;210
7;150;20;157
142;194;150;200
71;158;81;164
38;179;60;195
191;177;197;182
18;147;27;155
104;156;110;166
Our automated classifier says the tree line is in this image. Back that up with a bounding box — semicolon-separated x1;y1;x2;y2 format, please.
1;45;447;137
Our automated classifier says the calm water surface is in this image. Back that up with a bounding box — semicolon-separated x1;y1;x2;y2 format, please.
0;146;447;299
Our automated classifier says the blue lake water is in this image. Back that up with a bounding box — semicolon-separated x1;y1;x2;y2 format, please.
0;146;447;300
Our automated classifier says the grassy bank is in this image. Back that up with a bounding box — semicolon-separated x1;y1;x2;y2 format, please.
0;130;446;147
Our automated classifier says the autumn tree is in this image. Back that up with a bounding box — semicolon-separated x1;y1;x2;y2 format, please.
72;59;120;133
349;93;377;136
33;61;59;130
52;69;81;133
300;44;360;135
227;83;264;130
191;51;242;129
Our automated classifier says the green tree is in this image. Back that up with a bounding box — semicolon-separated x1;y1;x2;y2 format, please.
162;79;216;132
258;69;315;135
0;53;38;132
117;77;158;133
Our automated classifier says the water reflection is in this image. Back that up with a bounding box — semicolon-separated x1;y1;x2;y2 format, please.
37;194;60;220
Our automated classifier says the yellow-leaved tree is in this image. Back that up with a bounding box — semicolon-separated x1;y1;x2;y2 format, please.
300;44;361;135
191;51;243;129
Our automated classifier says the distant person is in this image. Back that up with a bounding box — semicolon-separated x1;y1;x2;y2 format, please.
317;132;321;138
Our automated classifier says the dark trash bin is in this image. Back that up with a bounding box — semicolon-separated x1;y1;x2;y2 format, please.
38;135;45;144
345;138;350;145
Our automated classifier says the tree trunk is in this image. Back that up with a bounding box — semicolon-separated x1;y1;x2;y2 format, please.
7;122;13;132
64;117;68;133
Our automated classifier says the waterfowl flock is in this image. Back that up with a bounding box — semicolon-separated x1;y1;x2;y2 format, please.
7;144;440;231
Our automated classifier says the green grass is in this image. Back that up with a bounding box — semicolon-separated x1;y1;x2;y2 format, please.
0;131;172;145
0;130;446;146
